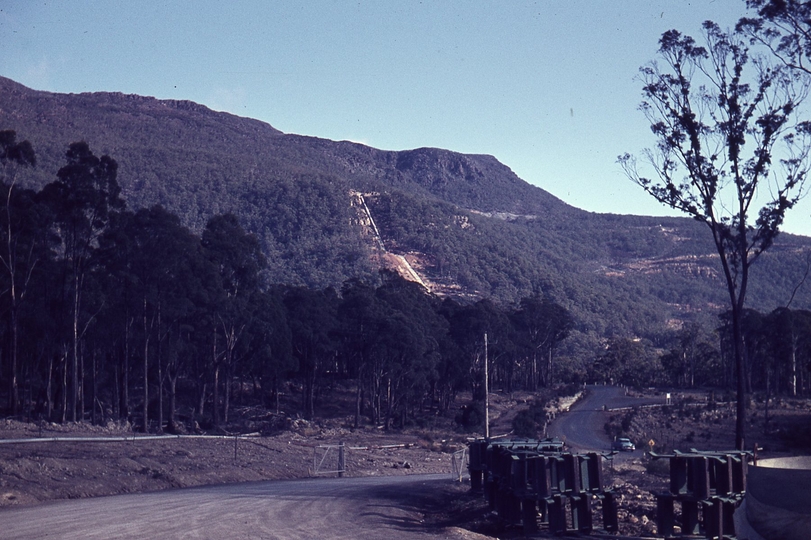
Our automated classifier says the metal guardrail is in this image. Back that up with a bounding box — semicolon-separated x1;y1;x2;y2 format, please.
0;433;261;444
0;432;268;462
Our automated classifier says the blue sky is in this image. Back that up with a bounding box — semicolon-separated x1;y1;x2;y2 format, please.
3;0;809;236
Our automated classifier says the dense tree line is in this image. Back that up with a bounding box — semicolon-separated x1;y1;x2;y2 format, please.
3;132;809;434
588;308;811;399
0;132;578;431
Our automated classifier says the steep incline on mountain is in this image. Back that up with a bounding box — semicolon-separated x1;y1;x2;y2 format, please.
2;75;810;344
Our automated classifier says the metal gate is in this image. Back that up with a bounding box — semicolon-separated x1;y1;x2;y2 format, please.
312;443;346;477
452;447;468;482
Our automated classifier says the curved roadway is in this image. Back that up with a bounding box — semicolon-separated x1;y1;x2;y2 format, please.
546;385;665;452
0;474;468;539
1;386;663;538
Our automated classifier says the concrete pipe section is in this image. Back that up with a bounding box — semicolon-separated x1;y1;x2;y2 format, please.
734;456;811;540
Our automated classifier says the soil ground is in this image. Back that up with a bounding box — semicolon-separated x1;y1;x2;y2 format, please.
0;416;465;507
0;388;809;539
0;389;529;509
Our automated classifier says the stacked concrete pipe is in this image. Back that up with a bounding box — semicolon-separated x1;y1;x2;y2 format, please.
734;456;811;540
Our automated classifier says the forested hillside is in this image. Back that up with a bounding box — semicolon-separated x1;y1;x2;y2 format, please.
2;131;809;433
2;75;811;341
3;75;811;430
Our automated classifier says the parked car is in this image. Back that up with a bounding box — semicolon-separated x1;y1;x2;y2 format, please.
612;437;635;451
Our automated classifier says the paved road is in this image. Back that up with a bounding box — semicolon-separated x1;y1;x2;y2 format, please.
0;474;469;540
546;385;665;452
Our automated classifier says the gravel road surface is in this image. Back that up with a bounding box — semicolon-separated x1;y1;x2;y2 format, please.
0;473;478;540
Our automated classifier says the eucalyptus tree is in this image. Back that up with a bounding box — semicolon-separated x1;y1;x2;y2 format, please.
590;337;663;389
619;22;811;449
338;279;384;426
201;213;265;426
245;289;293;414
100;205;212;431
41;142;124;422
373;273;443;427
511;294;573;389
372;310;428;428
0;131;41;414
446;298;512;400
739;0;811;74
283;286;338;420
432;299;467;411
762;307;811;396
94;209;137;420
660;323;722;388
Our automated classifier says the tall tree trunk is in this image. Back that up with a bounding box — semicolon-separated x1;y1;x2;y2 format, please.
531;352;538;390
1;180;37;418
304;370;314;420
212;328;220;428
9;306;18;415
384;377;392;430
79;342;85;422
113;362;119;420
157;305;163;433
224;367;231;425
72;274;80;423
274;375;280;415
198;382;207;420
142;299;150;432
547;347;554;388
168;373;178;432
372;362;381;424
121;317;130;419
60;352;67;423
213;365;220;428
46;354;54;420
91;349;97;425
791;327;798;397
354;365;363;429
732;305;747;451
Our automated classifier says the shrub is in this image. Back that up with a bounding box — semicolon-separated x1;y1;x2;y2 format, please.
604;416;622;439
621;410;635;432
645;458;670;477
512;411;538;438
511;399;551;438
455;402;484;431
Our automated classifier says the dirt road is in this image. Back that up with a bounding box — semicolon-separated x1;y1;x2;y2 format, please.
0;473;483;540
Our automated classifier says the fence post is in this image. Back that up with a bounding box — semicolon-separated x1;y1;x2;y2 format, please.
338;442;345;478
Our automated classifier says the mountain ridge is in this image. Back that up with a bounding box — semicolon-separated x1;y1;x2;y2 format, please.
0;76;573;219
2;75;809;343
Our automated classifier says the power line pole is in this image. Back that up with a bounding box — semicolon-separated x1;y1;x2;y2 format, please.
484;332;490;440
